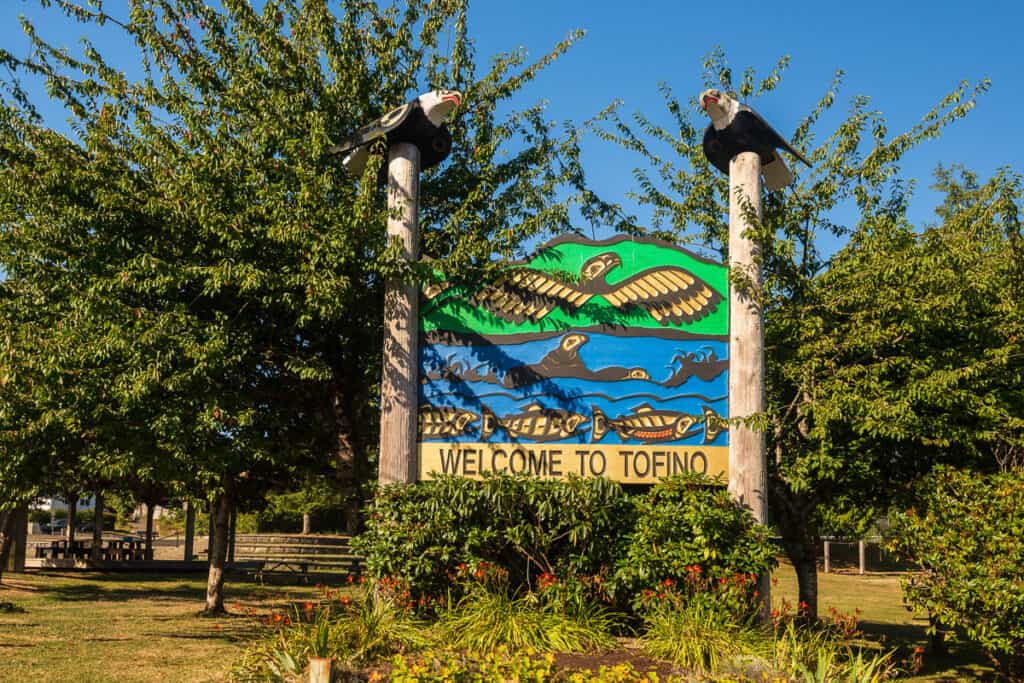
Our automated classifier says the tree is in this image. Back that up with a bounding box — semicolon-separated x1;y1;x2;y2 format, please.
597;49;1012;618
0;0;614;611
889;467;1024;680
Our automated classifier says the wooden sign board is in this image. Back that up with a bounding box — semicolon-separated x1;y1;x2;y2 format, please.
418;236;729;484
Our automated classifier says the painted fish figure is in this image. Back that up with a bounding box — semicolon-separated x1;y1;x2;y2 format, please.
480;403;590;441
702;405;729;443
592;404;727;444
418;405;480;438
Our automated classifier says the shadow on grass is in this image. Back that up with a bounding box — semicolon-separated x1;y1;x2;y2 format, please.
860;620;998;681
149;619;265;644
25;571;288;604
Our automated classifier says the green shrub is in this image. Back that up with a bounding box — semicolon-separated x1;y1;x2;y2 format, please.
888;467;1024;679
609;473;777;604
352;474;633;605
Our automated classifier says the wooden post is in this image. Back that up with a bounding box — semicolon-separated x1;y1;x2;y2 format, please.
823;540;831;573
378;142;421;485
184;500;195;561
858;539;866;575
308;657;332;683
727;151;768;616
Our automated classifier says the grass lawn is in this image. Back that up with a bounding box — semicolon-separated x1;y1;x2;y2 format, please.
772;563;997;681
0;567;1000;682
0;571;328;683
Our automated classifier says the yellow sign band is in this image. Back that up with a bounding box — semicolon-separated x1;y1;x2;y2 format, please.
418;442;727;484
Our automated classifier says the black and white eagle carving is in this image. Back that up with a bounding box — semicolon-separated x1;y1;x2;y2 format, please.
472;252;722;327
699;89;810;191
330;89;462;175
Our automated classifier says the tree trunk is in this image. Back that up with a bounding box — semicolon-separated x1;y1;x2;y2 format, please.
204;492;232;615
227;504;236;564
772;480;819;622
0;510;14;584
790;541;818;622
302;512;312;535
90;492;104;562
184;501;195;561
144;502;155;561
66;496;78;546
207;504;215;562
334;383;362;535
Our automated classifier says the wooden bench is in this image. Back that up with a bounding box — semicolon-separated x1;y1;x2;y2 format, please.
231;534;365;583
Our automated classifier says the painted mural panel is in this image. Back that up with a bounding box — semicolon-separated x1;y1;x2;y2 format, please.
418;235;729;484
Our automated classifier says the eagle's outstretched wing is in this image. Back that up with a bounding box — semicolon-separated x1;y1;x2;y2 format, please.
327;101;416;157
737;104;811;167
602;266;722;326
473;269;591;324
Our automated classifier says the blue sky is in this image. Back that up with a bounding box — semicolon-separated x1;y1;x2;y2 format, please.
2;0;1021;245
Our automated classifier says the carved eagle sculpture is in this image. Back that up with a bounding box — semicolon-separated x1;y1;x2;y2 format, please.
329;89;462;175
472;252;722;326
700;88;810;191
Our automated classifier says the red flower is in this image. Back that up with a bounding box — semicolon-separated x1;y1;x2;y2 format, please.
303;602;314;611
661;578;674;587
340;596;350;606
798;601;810;611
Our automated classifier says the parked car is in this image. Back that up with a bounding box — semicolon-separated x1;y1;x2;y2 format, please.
76;521;96;533
40;519;67;534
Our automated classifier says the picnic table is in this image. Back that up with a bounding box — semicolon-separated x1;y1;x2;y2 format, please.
33;538;145;561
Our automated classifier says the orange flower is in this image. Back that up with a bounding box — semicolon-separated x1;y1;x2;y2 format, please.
340;596;350;606
273;613;283;623
303;602;314;611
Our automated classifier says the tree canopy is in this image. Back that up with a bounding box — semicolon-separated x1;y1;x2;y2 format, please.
0;0;613;608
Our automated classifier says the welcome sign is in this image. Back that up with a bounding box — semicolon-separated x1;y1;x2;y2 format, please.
417;235;729;484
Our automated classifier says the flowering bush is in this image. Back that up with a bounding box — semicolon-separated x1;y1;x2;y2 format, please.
354;473;777;615
609;473;778;606
352;474;632;607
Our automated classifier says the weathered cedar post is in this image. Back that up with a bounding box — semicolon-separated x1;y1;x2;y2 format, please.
378;142;421;485
727;151;769;615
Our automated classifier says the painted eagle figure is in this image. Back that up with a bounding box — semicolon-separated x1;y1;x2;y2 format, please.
473;252;722;326
699;89;810;191
330;89;462;175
